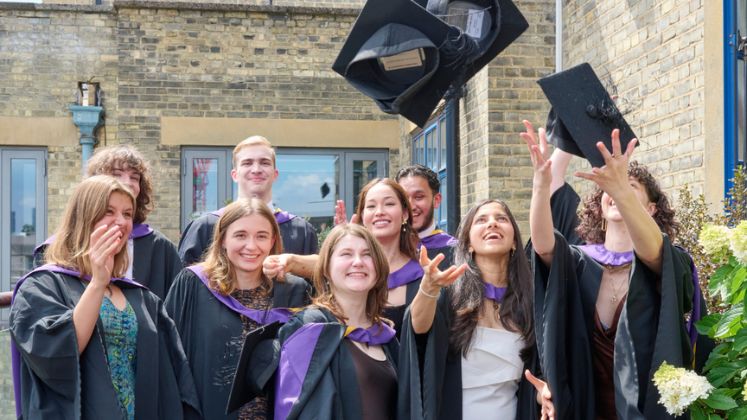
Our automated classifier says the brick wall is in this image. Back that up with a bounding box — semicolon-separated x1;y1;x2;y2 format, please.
563;0;706;202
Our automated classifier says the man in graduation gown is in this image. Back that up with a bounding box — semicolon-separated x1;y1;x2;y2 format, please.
178;135;318;266
395;164;456;268
10;265;201;419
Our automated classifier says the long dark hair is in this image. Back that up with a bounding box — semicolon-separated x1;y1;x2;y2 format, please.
448;199;534;361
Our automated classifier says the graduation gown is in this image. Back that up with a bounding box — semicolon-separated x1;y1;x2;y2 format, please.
532;232;697;420
384;259;424;337
398;288;539;420
242;307;399;420
164;267;310;420
32;224;182;300
178;209;318;266
10;267;201;420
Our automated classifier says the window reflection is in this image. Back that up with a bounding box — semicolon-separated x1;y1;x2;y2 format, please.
10;159;37;284
192;158;218;218
274;154;339;233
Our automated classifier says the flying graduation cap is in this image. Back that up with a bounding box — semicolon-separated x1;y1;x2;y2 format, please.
333;0;528;127
538;63;639;168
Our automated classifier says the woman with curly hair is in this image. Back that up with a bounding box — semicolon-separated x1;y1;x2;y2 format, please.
34;145;182;299
521;121;704;420
165;198;310;420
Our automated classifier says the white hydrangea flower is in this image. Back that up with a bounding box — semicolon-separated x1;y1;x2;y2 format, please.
699;224;732;260
653;362;713;416
730;221;747;265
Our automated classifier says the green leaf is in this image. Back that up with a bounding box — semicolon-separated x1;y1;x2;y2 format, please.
728;406;747;419
690;402;707;420
703;389;738;411
697;314;722;336
706;364;742;387
714;304;744;339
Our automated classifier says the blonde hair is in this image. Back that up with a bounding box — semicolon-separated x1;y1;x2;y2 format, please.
232;135;276;168
202;198;283;295
45;175;135;278
86;144;153;224
312;224;390;325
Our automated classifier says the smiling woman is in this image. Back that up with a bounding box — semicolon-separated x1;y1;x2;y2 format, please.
165;198;310;420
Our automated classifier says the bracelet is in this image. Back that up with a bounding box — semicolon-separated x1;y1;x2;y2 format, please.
418;283;439;299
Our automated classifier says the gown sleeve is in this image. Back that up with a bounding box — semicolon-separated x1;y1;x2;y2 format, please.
10;271;80;400
178;215;216;266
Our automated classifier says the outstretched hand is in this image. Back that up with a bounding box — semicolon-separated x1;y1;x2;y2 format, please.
418;247;467;296
574;128;637;199
520;120;553;190
525;370;555;420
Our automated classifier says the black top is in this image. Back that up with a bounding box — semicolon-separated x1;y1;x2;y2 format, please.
345;341;397;420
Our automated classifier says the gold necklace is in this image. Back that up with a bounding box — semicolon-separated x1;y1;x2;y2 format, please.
603;262;631;303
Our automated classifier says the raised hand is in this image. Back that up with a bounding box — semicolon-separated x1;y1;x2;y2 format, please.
88;224;124;286
520;120;553;190
525;370;555;420
418;246;467;297
333;200;360;226
574;129;637;200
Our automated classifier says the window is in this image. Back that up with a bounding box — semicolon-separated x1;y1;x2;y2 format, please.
725;0;747;192
181;148;388;233
411;111;450;230
1;148;47;323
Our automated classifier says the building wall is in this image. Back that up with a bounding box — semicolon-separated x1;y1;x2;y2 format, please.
0;1;397;242
562;0;709;203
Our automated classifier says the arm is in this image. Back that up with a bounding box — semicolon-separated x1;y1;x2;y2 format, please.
410;248;466;334
264;253;319;280
521;120;556;267
574;131;663;273
549;147;573;195
72;224;123;353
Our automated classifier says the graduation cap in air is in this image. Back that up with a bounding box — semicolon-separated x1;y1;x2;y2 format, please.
538;63;638;168
226;321;283;414
333;0;528;127
320;182;331;199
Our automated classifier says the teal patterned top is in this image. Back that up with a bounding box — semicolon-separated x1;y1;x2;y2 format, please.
100;297;138;420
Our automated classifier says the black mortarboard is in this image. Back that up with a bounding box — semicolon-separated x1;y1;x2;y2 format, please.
225;321;282;414
538;63;638;168
333;0;528;127
320;182;330;199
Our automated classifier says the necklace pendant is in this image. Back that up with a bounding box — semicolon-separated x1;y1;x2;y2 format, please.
611;295;617;303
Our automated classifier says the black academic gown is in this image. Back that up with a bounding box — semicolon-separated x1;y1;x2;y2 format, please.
33;228;182;300
398;288;539;420
178;211;318;266
246;307;399;420
10;270;201;420
532;232;696;420
164;268;310;420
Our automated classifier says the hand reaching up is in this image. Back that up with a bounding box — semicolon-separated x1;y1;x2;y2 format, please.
333;200;359;226
418;247;467;297
520;120;553;191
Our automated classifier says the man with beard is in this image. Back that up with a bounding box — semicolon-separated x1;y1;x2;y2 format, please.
396;164;456;267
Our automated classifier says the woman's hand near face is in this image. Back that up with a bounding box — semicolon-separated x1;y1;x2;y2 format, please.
88;224;123;285
573;129;637;201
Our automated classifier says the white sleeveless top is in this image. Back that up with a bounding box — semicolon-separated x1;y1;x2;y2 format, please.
461;326;525;419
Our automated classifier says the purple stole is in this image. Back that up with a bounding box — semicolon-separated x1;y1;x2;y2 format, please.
484;282;507;304
11;264;146;418
387;259;424;289
186;265;294;325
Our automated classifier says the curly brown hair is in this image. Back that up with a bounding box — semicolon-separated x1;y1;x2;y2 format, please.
86;145;154;224
576;161;680;244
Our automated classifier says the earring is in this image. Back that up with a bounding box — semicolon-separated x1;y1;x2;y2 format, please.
602;219;607;232
468;247;474;253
